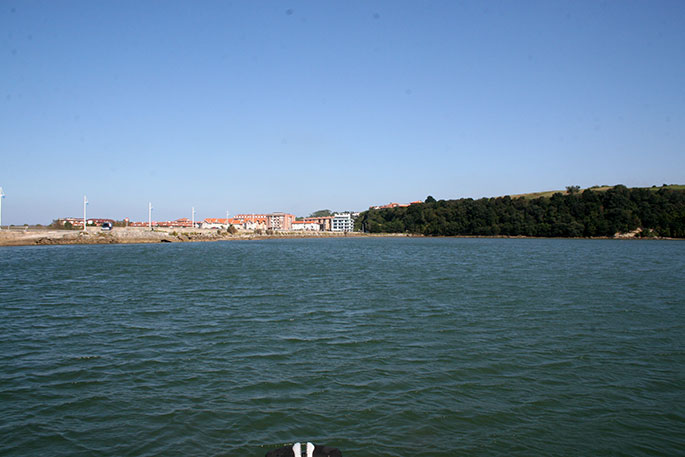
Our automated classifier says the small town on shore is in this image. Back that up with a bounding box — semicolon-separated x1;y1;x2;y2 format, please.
55;211;357;233
3;184;683;245
0;192;429;245
49;201;426;234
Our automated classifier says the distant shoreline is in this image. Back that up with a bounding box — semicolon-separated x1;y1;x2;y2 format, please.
0;227;679;247
0;227;397;247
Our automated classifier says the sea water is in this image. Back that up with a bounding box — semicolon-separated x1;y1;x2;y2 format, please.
1;238;683;456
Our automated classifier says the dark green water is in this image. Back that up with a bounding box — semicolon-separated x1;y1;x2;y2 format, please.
1;238;683;456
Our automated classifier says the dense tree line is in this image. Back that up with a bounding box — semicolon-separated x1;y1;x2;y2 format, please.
355;186;685;238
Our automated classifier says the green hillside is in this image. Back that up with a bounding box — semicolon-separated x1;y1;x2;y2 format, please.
356;185;685;238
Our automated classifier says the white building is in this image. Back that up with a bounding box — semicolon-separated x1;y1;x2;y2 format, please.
331;213;355;232
242;220;267;231
201;221;226;229
291;220;321;231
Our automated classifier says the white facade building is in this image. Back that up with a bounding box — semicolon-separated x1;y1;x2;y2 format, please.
201;221;225;229
331;213;355;232
242;220;267;231
291;221;321;231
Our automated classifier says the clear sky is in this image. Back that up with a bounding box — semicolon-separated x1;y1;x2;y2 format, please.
2;0;684;224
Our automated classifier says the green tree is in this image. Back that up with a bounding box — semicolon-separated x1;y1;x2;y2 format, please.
310;209;332;217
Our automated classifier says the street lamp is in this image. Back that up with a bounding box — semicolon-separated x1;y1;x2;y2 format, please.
0;187;5;230
83;195;88;232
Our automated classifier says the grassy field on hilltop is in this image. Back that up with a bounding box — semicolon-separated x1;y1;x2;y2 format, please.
510;184;685;200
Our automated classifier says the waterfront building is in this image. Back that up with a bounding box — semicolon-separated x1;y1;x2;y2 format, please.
203;213;294;231
201;218;230;229
162;218;194;228
304;216;332;231
267;212;296;231
233;214;269;225
331;213;355;232
230;218;267;231
56;217;116;228
55;217;84;228
128;218;194;228
227;214;269;231
291;220;321;231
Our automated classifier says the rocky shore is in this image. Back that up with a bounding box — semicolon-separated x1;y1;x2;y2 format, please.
1;227;670;247
0;227;382;247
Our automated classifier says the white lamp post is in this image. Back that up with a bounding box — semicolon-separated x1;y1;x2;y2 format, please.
148;202;153;230
83;195;88;231
0;187;5;230
192;207;195;228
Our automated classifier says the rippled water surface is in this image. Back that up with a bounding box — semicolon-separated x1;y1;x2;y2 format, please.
1;238;684;456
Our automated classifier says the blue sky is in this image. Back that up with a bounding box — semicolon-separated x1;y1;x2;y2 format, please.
2;0;684;224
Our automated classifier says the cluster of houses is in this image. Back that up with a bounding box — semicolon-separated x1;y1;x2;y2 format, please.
56;212;357;232
200;212;356;232
56;217;117;229
57;201;425;232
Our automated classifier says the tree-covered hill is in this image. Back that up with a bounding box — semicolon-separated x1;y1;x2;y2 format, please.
355;185;685;238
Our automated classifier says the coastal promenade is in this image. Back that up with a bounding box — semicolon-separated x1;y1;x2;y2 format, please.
0;227;377;247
